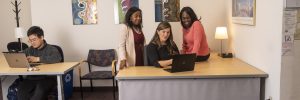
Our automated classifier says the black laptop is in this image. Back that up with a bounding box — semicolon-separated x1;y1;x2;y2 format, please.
164;53;196;73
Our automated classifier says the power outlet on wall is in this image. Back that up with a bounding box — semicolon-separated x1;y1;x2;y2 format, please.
266;96;272;100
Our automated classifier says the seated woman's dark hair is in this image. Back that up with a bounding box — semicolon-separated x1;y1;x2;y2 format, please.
150;21;178;55
27;26;44;38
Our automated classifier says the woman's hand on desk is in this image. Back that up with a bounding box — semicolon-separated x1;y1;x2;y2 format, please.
181;43;187;54
158;59;172;68
119;60;127;70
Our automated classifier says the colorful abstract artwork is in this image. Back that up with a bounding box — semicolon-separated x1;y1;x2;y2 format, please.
72;0;98;25
115;0;139;24
155;0;180;22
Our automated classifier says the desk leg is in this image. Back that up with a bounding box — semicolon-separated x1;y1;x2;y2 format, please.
1;76;5;100
1;76;17;100
260;77;266;100
57;75;64;100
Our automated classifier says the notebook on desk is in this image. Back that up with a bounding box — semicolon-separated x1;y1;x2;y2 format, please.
2;52;42;68
164;53;196;73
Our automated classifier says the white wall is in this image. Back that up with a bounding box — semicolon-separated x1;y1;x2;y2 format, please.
280;8;300;100
1;0;292;100
226;0;283;100
0;1;286;100
0;0;32;52
0;0;32;99
30;0;226;87
281;40;300;100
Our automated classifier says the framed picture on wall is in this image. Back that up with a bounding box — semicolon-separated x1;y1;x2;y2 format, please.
72;0;98;25
114;0;139;24
155;0;180;22
232;0;256;25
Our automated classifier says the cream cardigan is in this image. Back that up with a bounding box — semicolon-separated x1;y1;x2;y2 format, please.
118;24;145;69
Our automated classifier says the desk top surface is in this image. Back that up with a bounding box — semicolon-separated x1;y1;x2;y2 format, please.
117;53;268;80
0;54;79;75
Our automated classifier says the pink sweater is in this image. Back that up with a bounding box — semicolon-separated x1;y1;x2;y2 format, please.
182;21;209;56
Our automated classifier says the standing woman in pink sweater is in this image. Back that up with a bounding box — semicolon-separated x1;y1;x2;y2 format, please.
180;7;210;62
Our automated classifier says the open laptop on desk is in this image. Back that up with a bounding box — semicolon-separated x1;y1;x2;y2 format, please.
164;53;196;73
3;52;42;68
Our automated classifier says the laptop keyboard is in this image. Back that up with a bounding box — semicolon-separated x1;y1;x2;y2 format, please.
30;63;41;67
163;68;172;72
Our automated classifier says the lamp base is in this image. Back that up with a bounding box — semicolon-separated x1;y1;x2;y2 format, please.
218;53;233;58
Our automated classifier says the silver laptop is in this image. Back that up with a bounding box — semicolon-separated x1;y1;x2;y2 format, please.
3;52;41;68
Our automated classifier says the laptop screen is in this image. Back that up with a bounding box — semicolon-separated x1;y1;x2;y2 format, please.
164;53;196;73
3;52;31;68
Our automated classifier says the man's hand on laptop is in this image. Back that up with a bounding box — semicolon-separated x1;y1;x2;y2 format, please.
27;56;40;63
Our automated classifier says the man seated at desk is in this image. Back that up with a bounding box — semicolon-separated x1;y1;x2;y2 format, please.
17;26;62;100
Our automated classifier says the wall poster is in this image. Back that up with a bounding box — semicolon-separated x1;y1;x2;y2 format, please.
114;0;139;24
155;0;180;22
72;0;98;25
232;0;256;25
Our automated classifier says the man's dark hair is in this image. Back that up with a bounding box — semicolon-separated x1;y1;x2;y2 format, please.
124;7;142;29
27;26;44;38
179;7;199;29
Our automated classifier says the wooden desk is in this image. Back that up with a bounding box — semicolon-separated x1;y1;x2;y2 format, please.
117;53;268;100
0;54;79;100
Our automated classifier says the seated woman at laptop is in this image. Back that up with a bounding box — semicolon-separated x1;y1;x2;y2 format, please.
147;22;179;68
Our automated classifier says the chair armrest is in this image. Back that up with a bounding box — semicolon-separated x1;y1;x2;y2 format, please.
112;60;117;76
78;60;87;77
80;60;87;63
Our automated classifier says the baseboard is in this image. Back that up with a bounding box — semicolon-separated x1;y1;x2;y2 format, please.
73;86;118;92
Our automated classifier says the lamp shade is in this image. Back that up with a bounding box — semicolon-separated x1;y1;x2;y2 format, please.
215;27;228;39
15;27;25;38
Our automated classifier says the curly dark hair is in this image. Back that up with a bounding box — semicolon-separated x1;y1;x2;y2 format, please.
124;7;142;30
179;7;200;29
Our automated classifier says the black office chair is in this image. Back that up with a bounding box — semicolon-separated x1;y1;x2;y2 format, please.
47;45;64;100
6;42;29;80
52;45;64;62
144;45;148;66
79;49;117;100
48;45;74;100
7;41;28;52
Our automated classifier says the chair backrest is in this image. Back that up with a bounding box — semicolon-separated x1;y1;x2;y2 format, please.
49;45;74;100
87;49;116;67
144;45;148;66
52;45;64;62
7;42;29;52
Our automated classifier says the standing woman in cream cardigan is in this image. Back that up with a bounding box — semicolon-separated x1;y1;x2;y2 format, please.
119;7;145;70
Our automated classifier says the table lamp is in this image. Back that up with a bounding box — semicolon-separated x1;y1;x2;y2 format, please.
15;27;25;51
215;27;228;57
